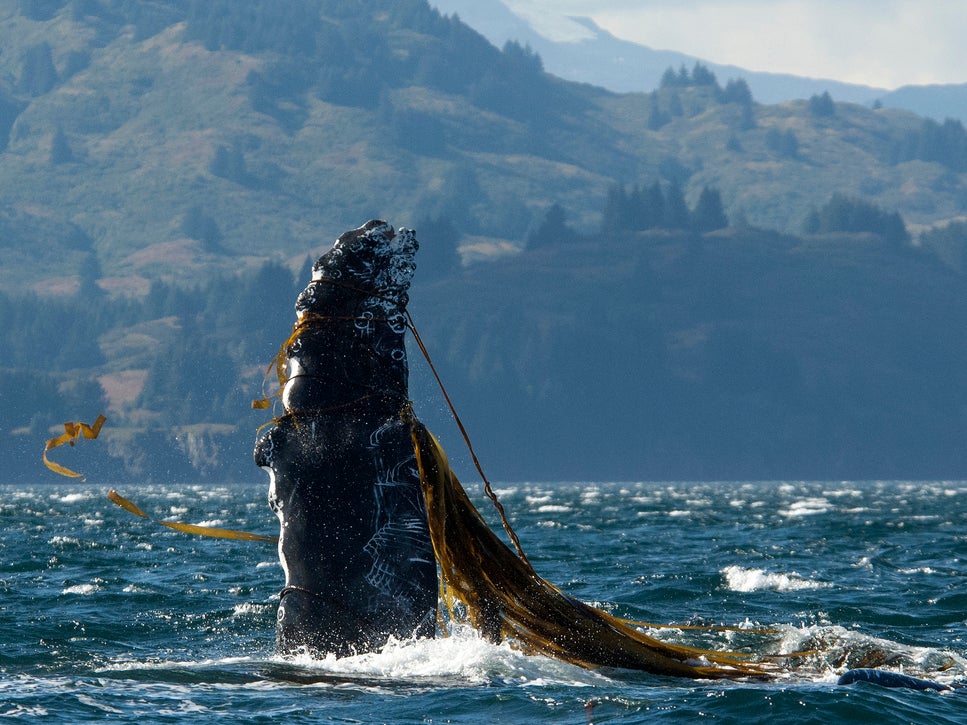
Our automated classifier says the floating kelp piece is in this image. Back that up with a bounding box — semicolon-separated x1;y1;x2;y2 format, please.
43;414;107;479
107;489;277;542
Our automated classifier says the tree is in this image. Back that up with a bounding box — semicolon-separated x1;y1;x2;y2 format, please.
646;92;669;130
50;125;73;164
805;193;909;246
19;42;58;96
691;186;729;232
663;180;689;229
720;78;753;106
659;67;679;88
808;91;835;117
528;203;573;248
691;62;717;87
181;205;223;251
641;182;664;230
601;183;630;234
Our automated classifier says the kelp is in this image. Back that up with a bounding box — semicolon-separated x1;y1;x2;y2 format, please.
43;414;107;479
108;489;278;542
406;412;781;679
245;223;783;677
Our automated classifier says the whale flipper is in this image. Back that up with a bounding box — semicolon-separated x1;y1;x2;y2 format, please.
837;668;952;691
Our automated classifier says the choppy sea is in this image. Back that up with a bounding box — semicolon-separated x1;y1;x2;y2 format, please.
2;480;965;723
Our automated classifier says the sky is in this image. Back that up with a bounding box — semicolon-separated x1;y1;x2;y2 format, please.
499;0;966;90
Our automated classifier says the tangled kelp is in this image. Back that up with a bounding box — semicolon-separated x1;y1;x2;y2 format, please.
405;412;781;679
43;414;106;479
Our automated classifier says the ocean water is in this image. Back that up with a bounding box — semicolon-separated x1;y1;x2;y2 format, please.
1;479;965;723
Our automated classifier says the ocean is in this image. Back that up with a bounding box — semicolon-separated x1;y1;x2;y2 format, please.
1;479;965;723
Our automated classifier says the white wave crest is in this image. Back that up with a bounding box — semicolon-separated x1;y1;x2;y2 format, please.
278;625;607;687
779;498;831;517
722;565;830;592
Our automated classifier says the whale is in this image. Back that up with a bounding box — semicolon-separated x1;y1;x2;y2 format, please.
837;668;954;692
254;220;438;657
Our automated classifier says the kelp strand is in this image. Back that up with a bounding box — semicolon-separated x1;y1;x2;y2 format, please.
406;413;781;679
43;414;107;479
108;489;277;543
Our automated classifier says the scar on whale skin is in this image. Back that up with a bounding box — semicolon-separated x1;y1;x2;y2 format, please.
254;220;437;658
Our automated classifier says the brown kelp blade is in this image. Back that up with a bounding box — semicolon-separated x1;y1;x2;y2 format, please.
108;489;150;518
43;414;107;479
108;489;277;543
407;417;779;679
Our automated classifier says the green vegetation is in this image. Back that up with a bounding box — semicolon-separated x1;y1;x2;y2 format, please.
1;0;967;481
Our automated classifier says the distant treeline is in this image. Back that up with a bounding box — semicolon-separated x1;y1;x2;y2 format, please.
655;62;967;173
0;187;932;438
532;182;913;250
4;192;967;482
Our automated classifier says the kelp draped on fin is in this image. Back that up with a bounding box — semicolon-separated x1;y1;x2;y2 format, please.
406;414;778;679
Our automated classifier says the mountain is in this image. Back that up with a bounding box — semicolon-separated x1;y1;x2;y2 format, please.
3;0;967;483
429;0;967;125
428;0;886;103
1;0;965;295
879;83;967;125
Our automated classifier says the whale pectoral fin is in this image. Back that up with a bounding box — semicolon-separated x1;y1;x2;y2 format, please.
837;668;952;691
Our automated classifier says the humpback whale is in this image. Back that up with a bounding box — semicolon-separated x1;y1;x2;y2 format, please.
246;219;956;687
254;220;437;657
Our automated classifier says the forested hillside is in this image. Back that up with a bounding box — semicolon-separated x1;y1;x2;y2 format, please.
3;0;967;482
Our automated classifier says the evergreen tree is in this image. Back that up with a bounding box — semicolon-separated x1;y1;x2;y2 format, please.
527;203;573;248
181;205;223;251
808;91;835;117
19;42;58;96
647;92;669;130
50;125;73;164
720;78;756;129
659;67;679;88
601;184;629;233
720;78;753;105
691;62;718;87
663;180;689;229
805;193;909;245
667;91;684;118
643;181;665;229
691;186;729;232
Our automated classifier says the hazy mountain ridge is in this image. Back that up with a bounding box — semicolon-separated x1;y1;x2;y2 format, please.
428;0;888;105
3;0;967;482
428;0;967;125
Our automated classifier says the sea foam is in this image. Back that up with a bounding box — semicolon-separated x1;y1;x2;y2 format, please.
721;565;830;592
